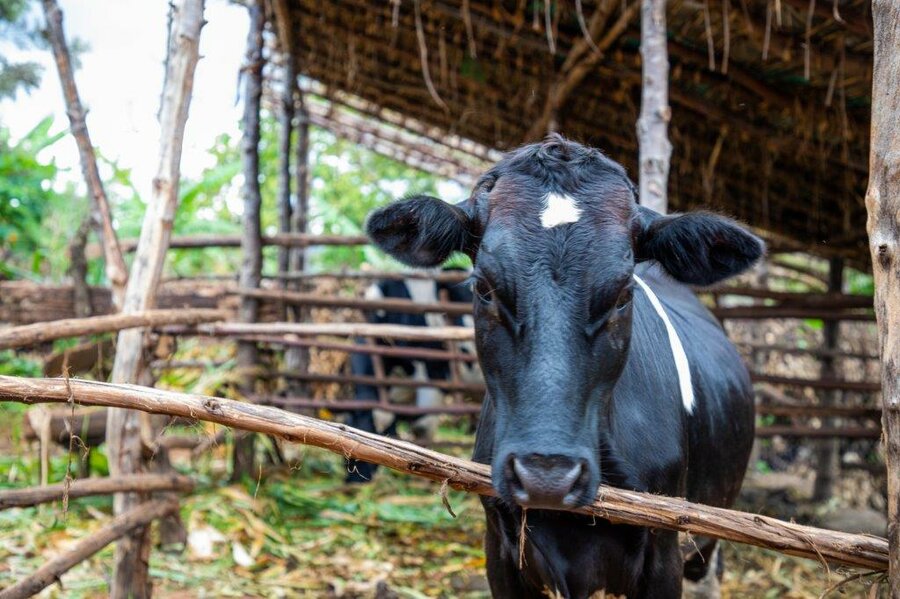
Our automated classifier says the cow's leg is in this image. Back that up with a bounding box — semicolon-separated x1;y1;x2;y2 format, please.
411;359;447;442
681;543;721;599
345;348;381;483
636;530;683;599
484;512;544;599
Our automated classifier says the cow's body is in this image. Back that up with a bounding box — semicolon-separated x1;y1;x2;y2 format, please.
346;275;475;482
365;135;762;598
473;263;754;597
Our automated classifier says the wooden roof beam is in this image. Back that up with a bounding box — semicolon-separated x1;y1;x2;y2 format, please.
524;0;641;140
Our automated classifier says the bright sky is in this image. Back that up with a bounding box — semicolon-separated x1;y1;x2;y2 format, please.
1;0;247;202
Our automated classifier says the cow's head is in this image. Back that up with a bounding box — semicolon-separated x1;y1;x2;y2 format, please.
366;135;763;509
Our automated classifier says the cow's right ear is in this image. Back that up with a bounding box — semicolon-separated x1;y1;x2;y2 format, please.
366;195;473;268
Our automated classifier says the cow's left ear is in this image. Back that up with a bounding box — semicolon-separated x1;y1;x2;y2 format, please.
633;206;765;286
366;195;474;267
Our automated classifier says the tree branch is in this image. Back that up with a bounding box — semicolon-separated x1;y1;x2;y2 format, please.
0;376;888;571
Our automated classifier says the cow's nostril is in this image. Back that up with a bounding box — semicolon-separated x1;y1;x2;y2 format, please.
505;454;590;509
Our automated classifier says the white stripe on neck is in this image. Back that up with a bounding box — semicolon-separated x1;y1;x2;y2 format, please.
632;274;695;414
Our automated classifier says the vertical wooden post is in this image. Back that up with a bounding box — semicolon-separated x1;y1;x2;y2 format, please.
291;94;311;275
813;258;844;502
865;1;900;593
284;92;311;388
276;56;295;294
637;0;672;214
105;1;205;596
42;0;128;304
232;0;265;481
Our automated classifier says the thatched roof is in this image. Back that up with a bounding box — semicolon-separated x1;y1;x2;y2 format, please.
276;0;873;266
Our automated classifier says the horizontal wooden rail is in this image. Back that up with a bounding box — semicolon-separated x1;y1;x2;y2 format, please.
239;289;874;322
0;309;228;351
752;374;881;392
223;335;480;362
757;426;881;439
120;233;369;252
0;375;888;571
757;405;883;419
0;499;178;599
740;342;879;361
265;269;470;284
0;474;194;511
240;287;473;316
271;370;484;393
164;321;475;342
257;396;483;415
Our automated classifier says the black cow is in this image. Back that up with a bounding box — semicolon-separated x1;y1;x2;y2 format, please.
345;273;475;483
365;135;762;598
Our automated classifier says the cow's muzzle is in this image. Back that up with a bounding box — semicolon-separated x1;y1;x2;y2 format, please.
503;453;592;509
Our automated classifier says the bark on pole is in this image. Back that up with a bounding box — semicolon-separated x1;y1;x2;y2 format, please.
105;1;204;596
865;1;900;593
276;62;295;290
637;0;672;214
232;0;266;481
41;0;128;303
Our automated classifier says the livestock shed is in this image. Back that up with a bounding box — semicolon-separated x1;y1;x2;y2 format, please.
0;0;898;597
277;0;874;266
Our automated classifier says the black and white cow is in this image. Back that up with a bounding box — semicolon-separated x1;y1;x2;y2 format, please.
365;135;761;598
345;272;475;483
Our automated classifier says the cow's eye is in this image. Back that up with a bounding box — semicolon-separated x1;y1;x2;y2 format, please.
474;279;495;306
615;286;633;312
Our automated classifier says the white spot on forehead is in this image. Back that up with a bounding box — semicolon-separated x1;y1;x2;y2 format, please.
540;192;581;228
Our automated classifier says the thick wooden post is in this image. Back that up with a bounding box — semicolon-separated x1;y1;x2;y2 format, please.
232;0;265;481
637;0;672;214
813;258;844;502
105;1;204;596
865;1;900;594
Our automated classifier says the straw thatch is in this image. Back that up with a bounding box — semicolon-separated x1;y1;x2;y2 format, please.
276;0;872;266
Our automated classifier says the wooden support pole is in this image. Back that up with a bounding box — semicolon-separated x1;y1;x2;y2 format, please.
106;1;204;596
276;57;294;293
41;0;128;302
637;0;672;214
0;474;194;511
0;375;889;571
865;1;900;593
813;258;845;502
232;0;265;482
0;309;226;351
0;499;179;599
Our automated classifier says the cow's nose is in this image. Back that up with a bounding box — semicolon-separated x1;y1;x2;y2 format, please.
505;454;591;509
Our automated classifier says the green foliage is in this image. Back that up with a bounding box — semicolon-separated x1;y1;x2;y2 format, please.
0;116;82;279
0;0;44;100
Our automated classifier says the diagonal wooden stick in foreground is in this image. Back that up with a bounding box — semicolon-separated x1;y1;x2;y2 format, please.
0;499;179;599
0;375;888;571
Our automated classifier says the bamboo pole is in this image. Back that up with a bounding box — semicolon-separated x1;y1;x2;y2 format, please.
41;0;128;303
0;375;889;571
106;1;205;595
0;309;226;351
637;0;672;214
865;1;900;592
232;0;265;482
0;474;194;511
0;500;179;599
